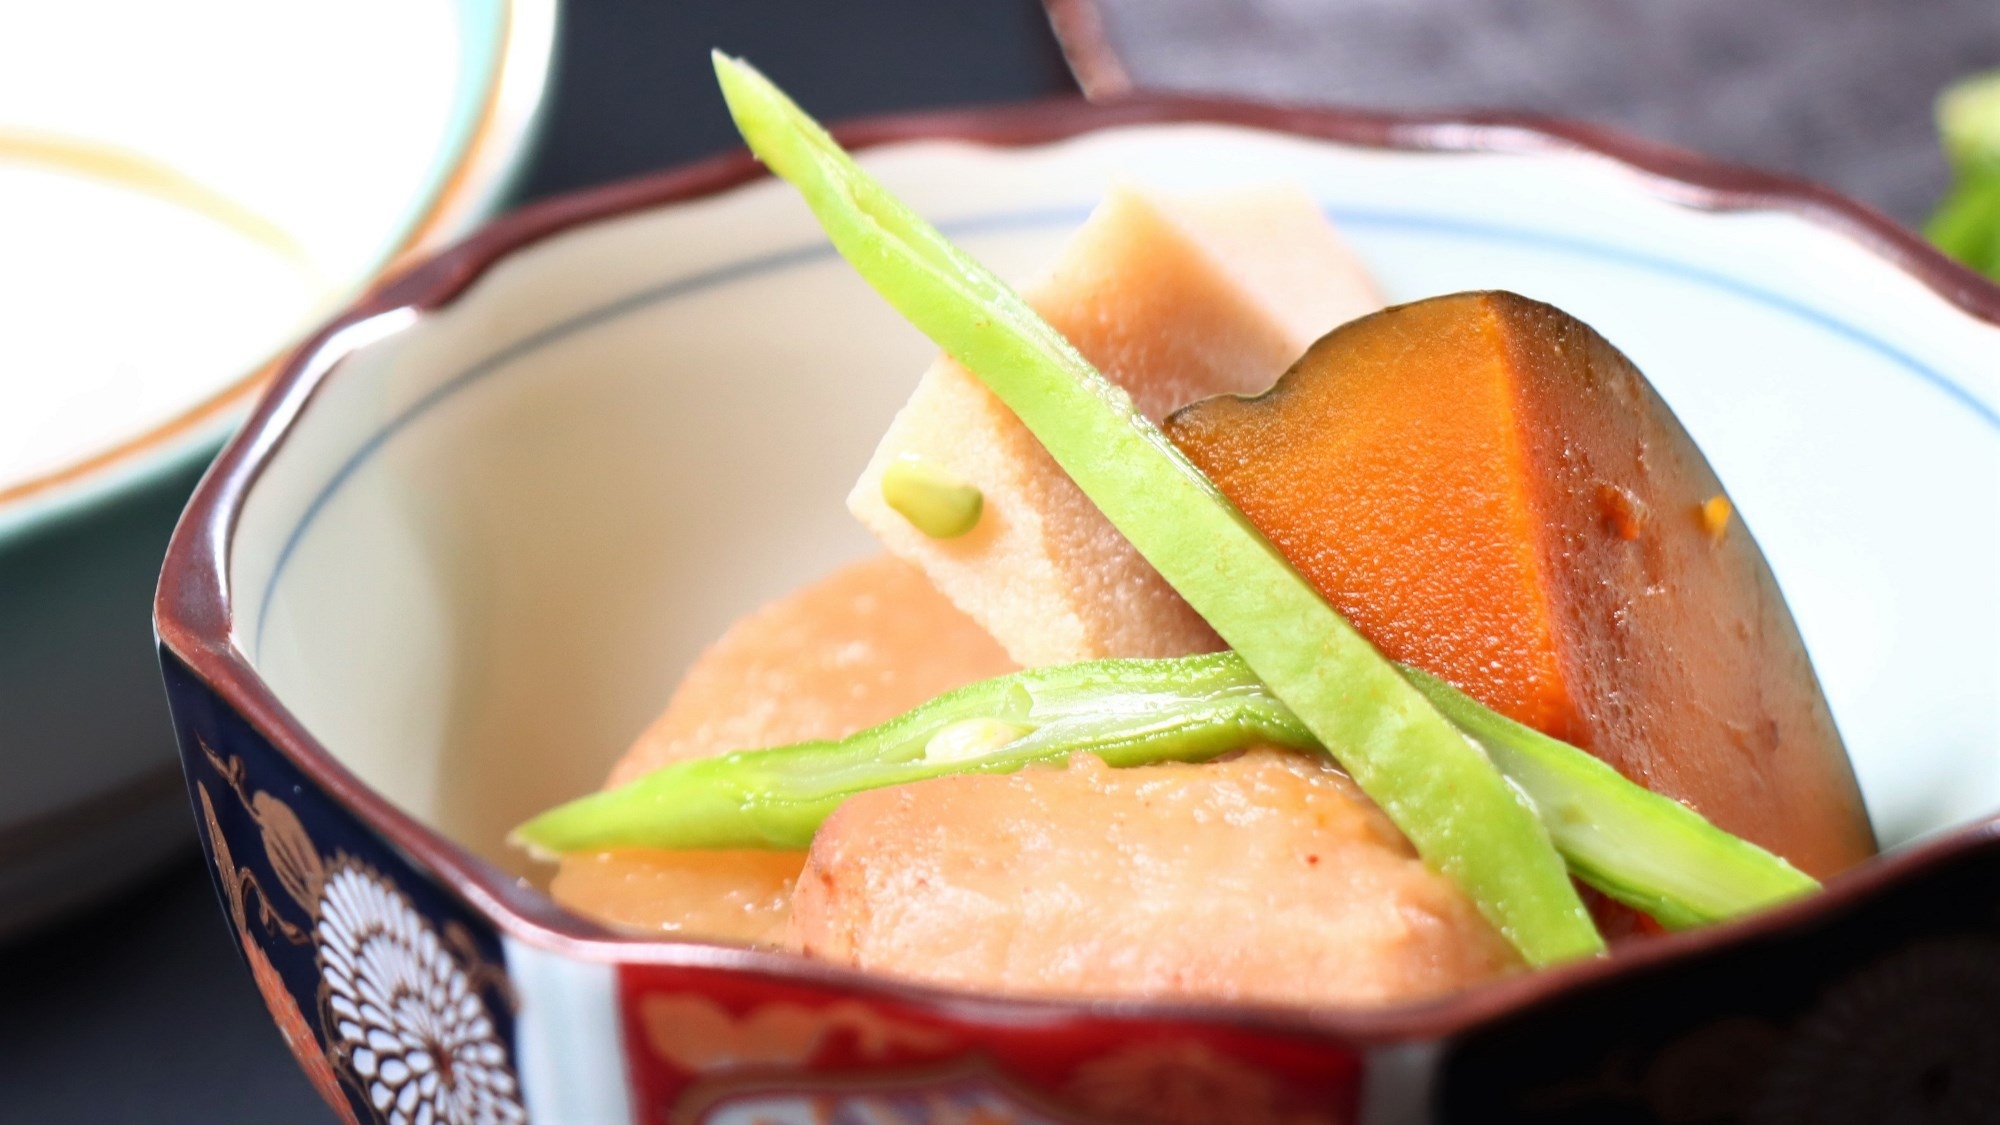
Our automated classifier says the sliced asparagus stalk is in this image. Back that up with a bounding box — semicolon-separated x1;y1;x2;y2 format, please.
515;652;1312;854
1399;667;1818;928
517;651;1817;929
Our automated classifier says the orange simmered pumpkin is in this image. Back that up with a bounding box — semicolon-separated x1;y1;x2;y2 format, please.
1163;291;1875;878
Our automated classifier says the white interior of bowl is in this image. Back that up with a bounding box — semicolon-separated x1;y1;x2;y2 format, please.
229;122;2000;879
0;0;519;493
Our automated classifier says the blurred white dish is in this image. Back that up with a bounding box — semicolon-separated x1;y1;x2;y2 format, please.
0;0;555;511
0;0;555;937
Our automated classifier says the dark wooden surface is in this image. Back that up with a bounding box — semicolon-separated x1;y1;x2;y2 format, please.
1059;0;2000;225
0;4;1069;1123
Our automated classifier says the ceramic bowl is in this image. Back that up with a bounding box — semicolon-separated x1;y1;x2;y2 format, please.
0;0;556;935
158;96;1999;1123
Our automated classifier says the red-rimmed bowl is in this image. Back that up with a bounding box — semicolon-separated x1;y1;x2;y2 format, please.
157;95;2000;1124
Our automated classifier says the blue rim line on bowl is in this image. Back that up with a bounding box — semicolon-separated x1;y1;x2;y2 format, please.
246;201;2000;657
159;92;2000;1045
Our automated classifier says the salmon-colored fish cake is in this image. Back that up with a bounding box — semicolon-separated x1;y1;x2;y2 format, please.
609;553;1018;786
554;554;1016;942
790;748;1520;1005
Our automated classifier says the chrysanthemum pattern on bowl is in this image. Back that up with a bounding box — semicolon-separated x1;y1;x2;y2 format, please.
171;652;523;1125
318;863;526;1125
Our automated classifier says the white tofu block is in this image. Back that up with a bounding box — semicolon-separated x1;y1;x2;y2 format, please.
849;184;1381;665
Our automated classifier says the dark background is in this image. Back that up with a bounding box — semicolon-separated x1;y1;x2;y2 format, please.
1069;0;2000;225
0;0;1990;1121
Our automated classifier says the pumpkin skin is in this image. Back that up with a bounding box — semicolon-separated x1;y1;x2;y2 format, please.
1164;291;1875;878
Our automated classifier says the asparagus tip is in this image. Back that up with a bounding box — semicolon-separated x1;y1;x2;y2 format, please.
505;824;562;865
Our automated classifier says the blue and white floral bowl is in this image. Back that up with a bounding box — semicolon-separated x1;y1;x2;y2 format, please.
159;96;2000;1123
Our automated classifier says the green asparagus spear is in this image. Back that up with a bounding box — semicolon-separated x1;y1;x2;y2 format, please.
1929;70;2000;277
1397;668;1818;928
515;652;1817;929
1929;176;2000;277
707;53;1603;966
514;652;1312;853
